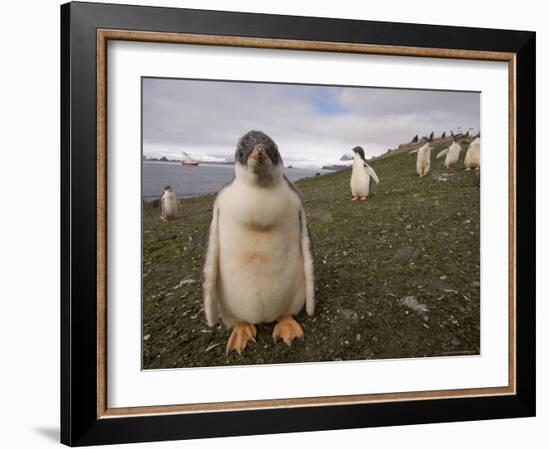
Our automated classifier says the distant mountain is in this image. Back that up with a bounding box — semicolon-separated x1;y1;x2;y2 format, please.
143;148;363;170
143;149;229;164
322;164;349;171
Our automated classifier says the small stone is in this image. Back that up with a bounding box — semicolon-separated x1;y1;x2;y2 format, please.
392;246;419;263
340;309;359;322
401;296;429;314
310;209;334;223
356;334;361;341
174;278;198;289
158;234;177;242
451;338;461;347
143;334;151;341
205;343;221;353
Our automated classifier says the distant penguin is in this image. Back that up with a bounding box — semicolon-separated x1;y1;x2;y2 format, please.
436;132;462;168
202;130;315;354
415;134;433;177
160;186;178;221
464;134;480;171
350;146;379;201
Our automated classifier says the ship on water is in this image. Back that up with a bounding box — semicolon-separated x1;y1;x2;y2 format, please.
181;151;199;166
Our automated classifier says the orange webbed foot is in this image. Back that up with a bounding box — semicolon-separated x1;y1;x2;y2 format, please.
272;316;304;346
226;322;257;355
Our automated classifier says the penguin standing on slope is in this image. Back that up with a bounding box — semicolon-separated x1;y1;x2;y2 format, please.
202;130;315;354
412;133;434;177
464;133;481;171
436;131;463;169
350;146;380;201
160;186;178;221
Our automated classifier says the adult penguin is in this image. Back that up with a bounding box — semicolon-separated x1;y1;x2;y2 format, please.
350;146;379;201
413;133;434;177
464;133;481;171
436;131;463;168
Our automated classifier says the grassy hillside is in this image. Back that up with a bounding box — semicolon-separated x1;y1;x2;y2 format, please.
142;136;480;368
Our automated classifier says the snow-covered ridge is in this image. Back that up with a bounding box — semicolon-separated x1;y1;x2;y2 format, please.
144;149;228;163
143;147;356;170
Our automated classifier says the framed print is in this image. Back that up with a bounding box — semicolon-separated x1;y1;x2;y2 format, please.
60;1;536;446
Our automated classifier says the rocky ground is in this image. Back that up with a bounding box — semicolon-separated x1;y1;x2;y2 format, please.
142;136;480;369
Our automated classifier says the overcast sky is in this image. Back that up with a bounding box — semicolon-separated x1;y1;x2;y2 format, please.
142;77;480;166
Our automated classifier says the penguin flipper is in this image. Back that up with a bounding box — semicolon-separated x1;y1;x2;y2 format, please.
300;209;315;316
365;164;380;184
408;149;418;155
203;204;221;326
436;148;449;159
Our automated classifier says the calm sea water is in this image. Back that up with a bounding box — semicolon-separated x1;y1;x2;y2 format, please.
142;162;328;201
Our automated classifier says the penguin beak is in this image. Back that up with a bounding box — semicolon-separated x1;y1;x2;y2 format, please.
250;145;270;161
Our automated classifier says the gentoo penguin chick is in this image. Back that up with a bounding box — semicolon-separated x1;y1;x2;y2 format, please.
464;134;481;171
202;130;315;354
436;132;462;168
415;134;434;177
350;146;379;201
160;185;178;221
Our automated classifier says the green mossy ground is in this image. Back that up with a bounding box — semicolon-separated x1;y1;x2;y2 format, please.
142;136;480;369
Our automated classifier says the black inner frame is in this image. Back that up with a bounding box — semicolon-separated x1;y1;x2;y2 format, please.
61;2;536;446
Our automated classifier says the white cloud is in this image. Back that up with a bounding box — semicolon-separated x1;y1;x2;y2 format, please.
142;78;480;168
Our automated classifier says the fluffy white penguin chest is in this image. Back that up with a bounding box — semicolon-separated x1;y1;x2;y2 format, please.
445;142;461;165
351;158;369;195
161;192;177;215
216;180;306;324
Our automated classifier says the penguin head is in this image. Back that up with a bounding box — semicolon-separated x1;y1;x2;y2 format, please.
235;130;283;186
419;142;432;152
352;146;367;162
163;185;173;192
